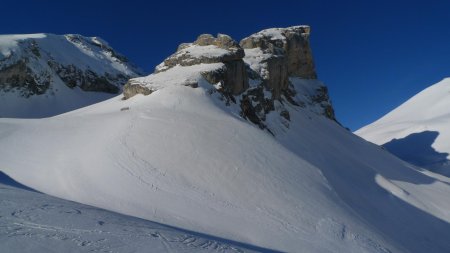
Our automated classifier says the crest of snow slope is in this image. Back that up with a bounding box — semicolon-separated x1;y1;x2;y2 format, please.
2;67;450;252
0;33;142;118
0;174;266;253
356;78;450;173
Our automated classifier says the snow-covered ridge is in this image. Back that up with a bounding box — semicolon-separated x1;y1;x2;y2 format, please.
0;33;138;75
356;78;450;175
0;33;142;118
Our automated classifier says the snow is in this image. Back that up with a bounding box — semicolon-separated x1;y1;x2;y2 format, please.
2;34;450;252
242;48;271;79
129;63;224;91
2;73;450;252
178;44;230;59
0;174;265;253
0;33;136;75
0;34;46;58
0;85;114;118
241;25;310;43
356;78;450;174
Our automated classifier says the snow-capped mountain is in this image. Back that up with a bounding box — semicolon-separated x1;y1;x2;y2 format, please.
356;78;450;176
0;33;142;118
1;26;450;253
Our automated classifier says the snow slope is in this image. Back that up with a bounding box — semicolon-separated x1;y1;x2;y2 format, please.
0;173;268;253
356;78;450;175
2;73;450;252
0;33;142;118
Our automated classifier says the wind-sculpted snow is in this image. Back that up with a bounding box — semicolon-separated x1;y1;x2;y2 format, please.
0;175;271;253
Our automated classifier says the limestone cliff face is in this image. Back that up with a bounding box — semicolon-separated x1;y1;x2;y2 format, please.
240;26;316;98
124;34;248;99
124;26;335;129
244;26;316;79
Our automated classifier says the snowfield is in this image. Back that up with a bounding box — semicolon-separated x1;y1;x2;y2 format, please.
2;73;450;252
0;173;266;253
356;78;450;175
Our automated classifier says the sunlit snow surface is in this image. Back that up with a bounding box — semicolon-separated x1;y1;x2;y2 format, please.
1;74;450;252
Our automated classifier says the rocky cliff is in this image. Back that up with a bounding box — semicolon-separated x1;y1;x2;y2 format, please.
240;26;317;98
124;26;335;132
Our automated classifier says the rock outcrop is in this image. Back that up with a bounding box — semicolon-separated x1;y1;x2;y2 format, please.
124;26;335;130
156;34;245;71
0;60;50;97
123;34;248;99
240;26;316;98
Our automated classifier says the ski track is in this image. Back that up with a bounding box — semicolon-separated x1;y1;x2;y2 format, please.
0;184;262;253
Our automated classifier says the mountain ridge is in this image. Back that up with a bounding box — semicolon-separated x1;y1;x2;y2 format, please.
0;33;142;118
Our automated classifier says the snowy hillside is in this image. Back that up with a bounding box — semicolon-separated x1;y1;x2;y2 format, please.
356;78;450;175
2;27;450;253
0;173;266;253
0;33;142;118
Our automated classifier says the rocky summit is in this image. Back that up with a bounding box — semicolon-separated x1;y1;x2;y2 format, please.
124;26;335;132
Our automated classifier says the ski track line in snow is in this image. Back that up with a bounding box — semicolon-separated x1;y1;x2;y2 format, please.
0;182;278;253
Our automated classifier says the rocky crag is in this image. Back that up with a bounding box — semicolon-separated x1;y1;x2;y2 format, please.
124;26;335;132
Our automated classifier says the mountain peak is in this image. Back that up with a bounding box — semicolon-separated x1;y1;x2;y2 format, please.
0;33;142;118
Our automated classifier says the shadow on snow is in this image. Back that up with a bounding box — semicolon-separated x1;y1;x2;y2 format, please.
383;131;450;177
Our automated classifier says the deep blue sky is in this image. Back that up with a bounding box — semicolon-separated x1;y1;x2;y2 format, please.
2;0;450;130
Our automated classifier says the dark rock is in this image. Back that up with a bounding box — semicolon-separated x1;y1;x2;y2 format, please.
280;110;290;121
0;60;50;97
123;82;153;100
48;62;123;94
312;86;336;120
